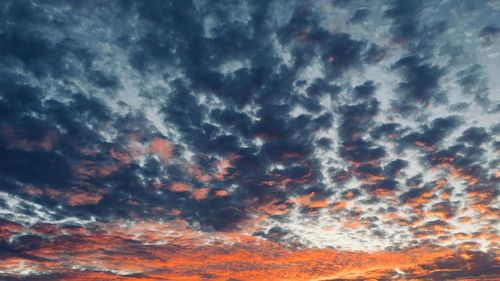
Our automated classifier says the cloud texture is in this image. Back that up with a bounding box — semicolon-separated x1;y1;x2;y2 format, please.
0;0;499;280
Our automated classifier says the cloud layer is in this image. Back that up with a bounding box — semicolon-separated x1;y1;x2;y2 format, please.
0;0;499;280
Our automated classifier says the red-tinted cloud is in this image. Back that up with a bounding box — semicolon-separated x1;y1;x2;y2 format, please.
1;221;498;281
149;137;173;161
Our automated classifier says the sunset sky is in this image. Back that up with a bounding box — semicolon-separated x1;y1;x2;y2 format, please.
1;1;499;280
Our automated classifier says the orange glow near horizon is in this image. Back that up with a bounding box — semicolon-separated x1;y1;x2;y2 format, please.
1;220;497;280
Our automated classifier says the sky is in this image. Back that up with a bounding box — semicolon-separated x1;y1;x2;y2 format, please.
0;0;499;280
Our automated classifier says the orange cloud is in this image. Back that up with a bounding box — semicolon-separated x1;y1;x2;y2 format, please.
22;186;104;207
188;164;212;182
170;182;191;192
99;163;120;176
331;201;348;210
362;174;385;184
111;149;132;165
149;137;173;161
65;190;104;206
291;192;329;209
1;220;497;281
415;140;435;152
405;190;434;207
215;190;228;197
192;187;210;200
213;153;240;181
257;199;290;216
0;122;57;152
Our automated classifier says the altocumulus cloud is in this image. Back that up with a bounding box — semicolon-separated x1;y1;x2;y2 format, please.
0;0;499;280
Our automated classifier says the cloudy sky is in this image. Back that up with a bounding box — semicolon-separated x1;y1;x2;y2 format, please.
1;0;499;280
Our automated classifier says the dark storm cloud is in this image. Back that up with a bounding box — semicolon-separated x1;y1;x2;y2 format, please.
125;1;203;72
321;33;367;78
277;6;369;77
88;70;121;90
0;82;70;188
339;99;379;141
0;1;129;211
127;0;278;109
383;159;408;177
306;79;342;98
364;178;399;194
401;116;462;149
384;0;423;42
348;7;370;25
0;1;202;223
417;251;500;280
405;174;424;188
369;123;403;141
362;43;388;64
340;139;385;164
428;201;457;219
383;0;462;113
352;81;376;99
479;24;500;46
491;123;500;135
0;2;96;80
106;1;366;231
391;56;445;111
124;5;359;229
456;64;490;105
253;226;292;243
458;127;491;146
277;6;328;45
493;140;500;151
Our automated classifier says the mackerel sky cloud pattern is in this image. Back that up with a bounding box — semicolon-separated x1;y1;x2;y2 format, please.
0;1;499;280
